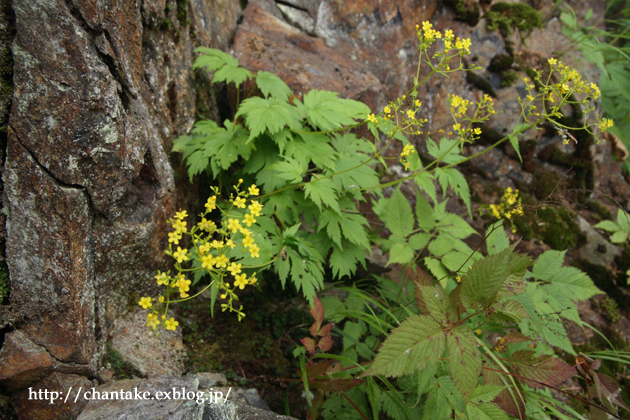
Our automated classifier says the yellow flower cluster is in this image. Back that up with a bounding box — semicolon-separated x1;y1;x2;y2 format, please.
488;187;524;233
448;94;495;142
139;181;266;331
399;144;416;170
520;59;612;144
416;22;471;55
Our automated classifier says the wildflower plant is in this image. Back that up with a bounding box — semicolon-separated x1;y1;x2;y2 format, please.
143;18;629;419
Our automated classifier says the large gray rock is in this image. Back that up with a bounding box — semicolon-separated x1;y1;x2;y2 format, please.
0;0;241;415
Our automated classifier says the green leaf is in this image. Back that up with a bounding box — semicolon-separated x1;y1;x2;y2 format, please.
408;233;430;251
194;47;239;70
299;90;370;131
255;71;292;100
470;385;508;404
212;65;253;87
417;361;438;395
383;188;415;237
268;156;306;184
415;172;438;204
594;220;620;232
387;241;415;266
415;194;435;231
435;167;471;215
435;213;476;239
486;221;510;255
330;241;366;278
447;328;482;399
235;97;300;141
318;208;370;249
460;247;531;310
466;403;511;420
424;257;449;281
426;137;464;164
364;315;446;377
612;230;628;243
531;250;566;281
437;376;466;413
304;177;340;212
508;134;522;162
544;265;601;301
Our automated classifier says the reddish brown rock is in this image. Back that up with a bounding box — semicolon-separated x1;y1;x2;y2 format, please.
13;373;92;420
0;331;54;390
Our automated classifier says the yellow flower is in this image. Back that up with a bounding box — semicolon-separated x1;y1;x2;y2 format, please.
227;218;241;233
473;127;482;135
201;254;215;269
165;318;179;331
168;231;181;244
415;99;421;107
147;313;160;329
211;240;224;249
548;57;557;67
178;278;191;295
384;105;392;114
249;244;260;258
198;242;211;255
453;123;461;131
139;297;153;309
234;273;248;290
198;218;216;232
175;210;188;220
248;184;259;196
205;196;217;212
226;239;236;249
158;295;165;303
172;219;187;233
233;197;246;209
173;247;189;263
228;262;242;276
242;235;255;249
249;274;258;286
600;118;614;132
367;113;378;124
249;201;263;217
155;271;170;286
244;213;256;227
406;109;415;119
444;29;454;40
214;254;229;268
456;275;462;283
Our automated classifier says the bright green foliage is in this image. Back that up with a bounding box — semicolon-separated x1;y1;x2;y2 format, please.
255;71;292;100
595;209;630;243
193;47;252;87
296;90;370;131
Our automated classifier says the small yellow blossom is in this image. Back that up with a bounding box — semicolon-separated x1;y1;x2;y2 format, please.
173;247;189;264
600;118;614;132
227;218;241;233
367;113;378;124
158;295;164;303
165;318;179;331
139;297;153;309
384;105;392;114
228;262;242;276
198;218;216;232
155;271;170;286
147;313;160;329
548;58;557;67
210;239;223;249
249;201;263;217
172;219;187;233
473;127;482;135
214;254;229;268
201;254;215;269
406;109;415;119
234;273;248;290
233;197;246;209
174;210;188;220
244;213;256;227
225;239;236;249
198;242;211;255
248;184;259;196
205;196;217;212
456;275;462;283
249;244;260;258
415;99;421;107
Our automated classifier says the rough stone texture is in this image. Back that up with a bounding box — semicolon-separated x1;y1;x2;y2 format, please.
0;0;241;413
76;376;296;420
0;330;54;389
109;309;186;377
13;373;93;420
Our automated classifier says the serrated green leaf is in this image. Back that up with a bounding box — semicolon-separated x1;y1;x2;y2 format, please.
437;376;466;413
417;361;438;395
486;221;510;255
544;266;601;301
364;315;445;377
470;385;508;404
409;233;430;251
425;257;449;281
447;328;482;399
415;194;435;231
268;156;306;184
387;241;415;266
255;70;292;100
212;65;253;88
383;188;415;237
415;171;438;204
466;403;511;420
235;97;300;140
531;250;566;281
415;282;458;323
329;241;366;278
299;90;370;130
304;177;340;212
422;389;452;420
461;247;531;310
435;167;471;215
436;213;476;239
426;137;464;165
442;251;471;272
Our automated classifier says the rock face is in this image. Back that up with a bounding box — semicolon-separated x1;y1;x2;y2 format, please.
0;0;241;414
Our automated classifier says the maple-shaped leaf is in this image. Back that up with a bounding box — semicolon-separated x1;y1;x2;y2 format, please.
235;97;301;141
510;350;576;389
256;70;292;100
297;90;370;131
